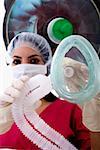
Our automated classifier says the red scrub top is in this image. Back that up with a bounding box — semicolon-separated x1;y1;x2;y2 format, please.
0;99;91;149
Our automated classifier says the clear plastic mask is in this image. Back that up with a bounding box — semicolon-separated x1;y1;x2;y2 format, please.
50;35;100;104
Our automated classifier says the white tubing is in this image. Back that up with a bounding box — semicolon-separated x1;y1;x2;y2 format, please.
12;93;60;150
24;102;77;150
12;75;77;149
12;92;77;149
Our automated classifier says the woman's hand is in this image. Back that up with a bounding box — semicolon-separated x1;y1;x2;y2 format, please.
0;75;29;106
63;57;100;131
0;75;29;134
82;93;100;132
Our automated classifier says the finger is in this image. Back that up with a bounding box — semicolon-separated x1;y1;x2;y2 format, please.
20;75;29;83
12;75;29;90
0;94;14;103
5;87;21;98
12;79;25;90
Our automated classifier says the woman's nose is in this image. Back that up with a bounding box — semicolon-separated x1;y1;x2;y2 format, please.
21;58;29;64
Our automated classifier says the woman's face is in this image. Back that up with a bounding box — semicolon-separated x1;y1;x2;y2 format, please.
11;46;44;66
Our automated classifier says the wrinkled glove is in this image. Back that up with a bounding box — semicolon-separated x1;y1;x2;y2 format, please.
0;75;29;134
63;57;100;131
82;93;100;132
0;75;29;105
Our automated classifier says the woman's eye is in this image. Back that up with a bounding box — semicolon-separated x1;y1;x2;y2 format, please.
29;58;40;64
12;59;21;65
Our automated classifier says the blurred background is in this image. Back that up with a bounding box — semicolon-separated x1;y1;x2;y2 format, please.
3;0;100;57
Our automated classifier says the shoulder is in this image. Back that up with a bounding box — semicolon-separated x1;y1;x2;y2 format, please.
51;98;82;118
55;98;81;111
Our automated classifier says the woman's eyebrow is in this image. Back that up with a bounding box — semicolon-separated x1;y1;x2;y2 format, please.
13;56;22;59
28;55;41;58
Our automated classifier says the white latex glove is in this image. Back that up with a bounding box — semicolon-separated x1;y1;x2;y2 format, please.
0;75;29;134
0;75;29;105
82;93;100;132
63;57;100;131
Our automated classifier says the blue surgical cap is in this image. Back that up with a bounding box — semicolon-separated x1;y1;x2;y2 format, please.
7;32;52;64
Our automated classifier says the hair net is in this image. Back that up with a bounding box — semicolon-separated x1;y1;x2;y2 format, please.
7;32;52;64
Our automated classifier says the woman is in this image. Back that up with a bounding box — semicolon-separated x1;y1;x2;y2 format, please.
0;32;91;149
